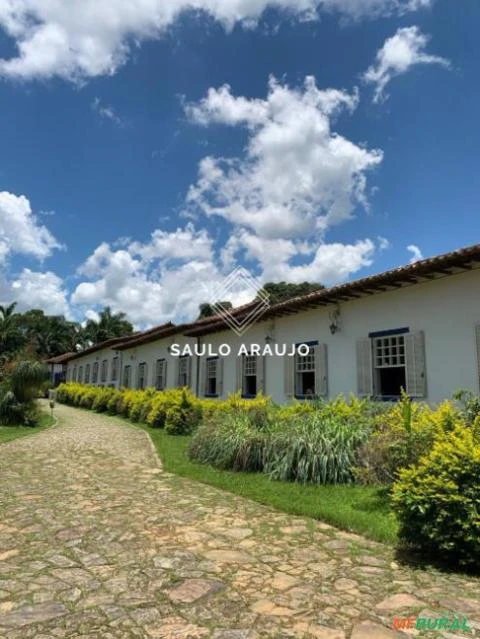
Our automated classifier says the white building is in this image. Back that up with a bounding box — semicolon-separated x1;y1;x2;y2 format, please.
64;243;480;404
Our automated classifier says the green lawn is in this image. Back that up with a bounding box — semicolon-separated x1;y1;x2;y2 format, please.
140;425;398;544
0;412;56;445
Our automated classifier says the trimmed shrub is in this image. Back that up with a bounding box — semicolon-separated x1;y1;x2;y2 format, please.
164;389;202;435
92;387;117;412
392;426;480;567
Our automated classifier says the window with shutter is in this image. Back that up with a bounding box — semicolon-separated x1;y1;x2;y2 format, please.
85;364;90;384
92;362;98;384
177;356;191;388
155;359;166;390
242;354;258;397
111;357;119;381
294;341;318;399
78;365;83;384
137;362;147;389
122;365;131;388
101;359;108;383
205;357;219;396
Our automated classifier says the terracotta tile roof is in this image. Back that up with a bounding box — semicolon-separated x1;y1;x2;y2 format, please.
185;242;480;336
45;352;77;364
55;242;480;355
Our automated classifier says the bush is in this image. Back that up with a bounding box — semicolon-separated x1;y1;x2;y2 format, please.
392;426;480;567
165;390;202;435
353;394;462;485
92;387;117;412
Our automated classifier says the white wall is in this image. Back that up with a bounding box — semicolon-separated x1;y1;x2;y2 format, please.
66;268;480;404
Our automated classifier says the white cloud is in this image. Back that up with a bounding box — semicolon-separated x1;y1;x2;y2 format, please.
222;229;377;285
187;76;383;240
407;243;423;263
72;224;225;326
9;269;71;317
363;25;450;103
0;191;63;264
377;236;390;251
91;97;124;126
0;0;434;82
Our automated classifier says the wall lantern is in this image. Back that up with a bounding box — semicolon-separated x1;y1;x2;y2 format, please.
329;307;341;335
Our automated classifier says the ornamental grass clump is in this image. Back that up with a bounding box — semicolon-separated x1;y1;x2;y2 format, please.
189;395;372;484
264;413;370;484
189;412;270;471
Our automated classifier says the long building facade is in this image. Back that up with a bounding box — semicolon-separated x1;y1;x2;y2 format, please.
64;244;480;404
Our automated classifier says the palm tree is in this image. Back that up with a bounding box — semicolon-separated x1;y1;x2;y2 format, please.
83;307;134;345
0;302;25;359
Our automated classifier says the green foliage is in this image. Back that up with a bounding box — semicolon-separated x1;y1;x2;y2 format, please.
0;303;25;361
453;388;480;426
164;389;202;435
83;307;134;345
197;302;232;320
256;281;324;305
189;396;372;484
0;360;47;425
7;361;48;403
56;383;204;433
92;386;117;413
353;395;461;485
392;426;480;567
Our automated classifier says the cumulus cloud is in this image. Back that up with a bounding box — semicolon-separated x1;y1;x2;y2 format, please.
0;191;63;264
407;243;423;263
0;0;434;82
72;224;226;326
363;25;450;102
9;269;71;317
186;76;383;240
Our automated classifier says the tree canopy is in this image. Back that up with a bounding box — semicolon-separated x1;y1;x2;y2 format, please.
197;302;233;320
256;281;325;305
0;303;134;364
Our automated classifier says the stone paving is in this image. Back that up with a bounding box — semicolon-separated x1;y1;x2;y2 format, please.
0;403;479;639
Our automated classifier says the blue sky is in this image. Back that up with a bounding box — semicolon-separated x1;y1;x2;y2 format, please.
0;0;478;327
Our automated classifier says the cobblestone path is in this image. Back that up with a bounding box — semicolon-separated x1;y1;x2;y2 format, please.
1;404;479;639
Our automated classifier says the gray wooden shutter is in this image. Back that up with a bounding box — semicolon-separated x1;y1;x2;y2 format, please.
284;354;294;398
187;357;192;389
200;359;207;396
161;360;167;390
405;331;426;398
236;355;243;394
175;357;180;387
217;358;224;397
257;355;265;395
356;338;373;397
476;325;480;393
314;344;328;398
